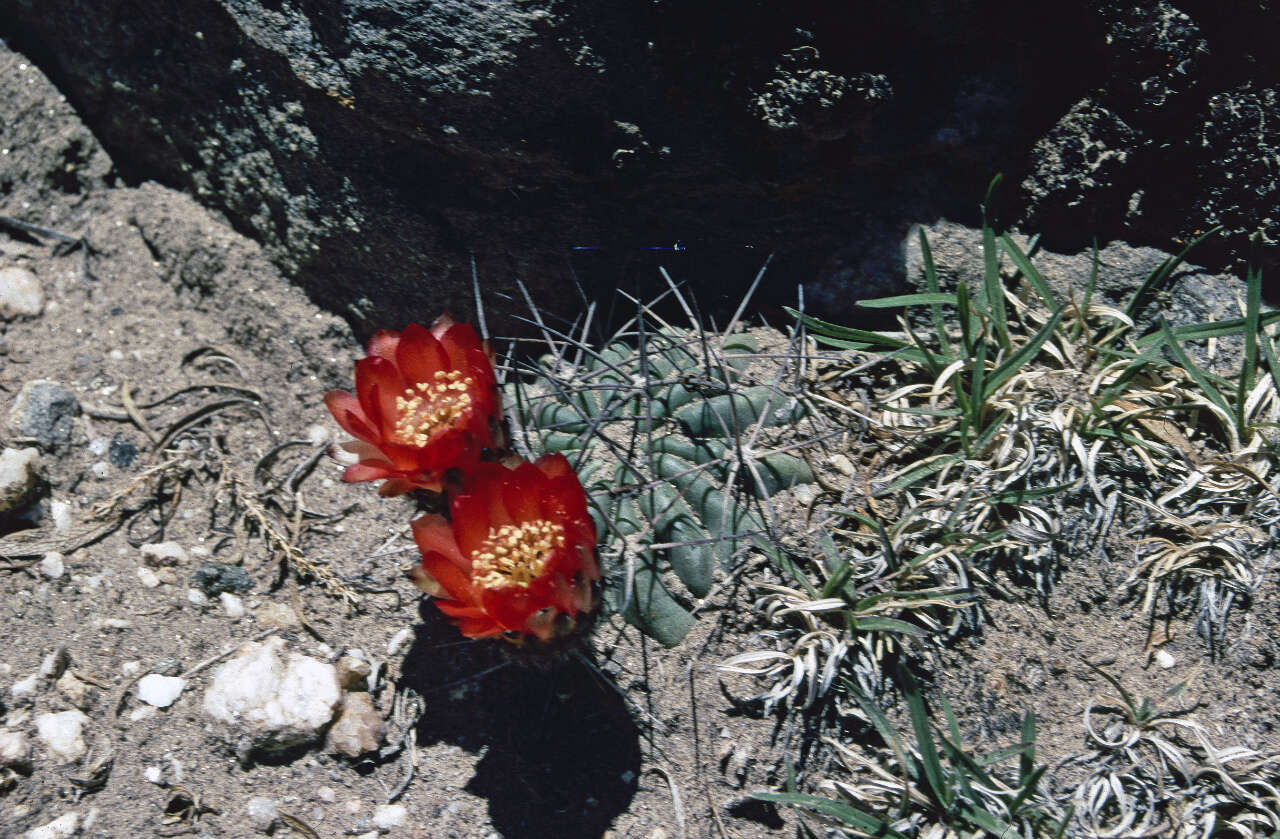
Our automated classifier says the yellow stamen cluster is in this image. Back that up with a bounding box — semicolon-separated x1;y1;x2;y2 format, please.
472;520;566;590
392;370;474;446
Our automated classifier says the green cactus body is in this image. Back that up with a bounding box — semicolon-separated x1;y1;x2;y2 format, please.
509;326;814;645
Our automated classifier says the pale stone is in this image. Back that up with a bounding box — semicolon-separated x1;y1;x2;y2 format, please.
386;627;413;656
253;601;300;628
140;541;189;566
49;499;72;533
0;266;43;319
335;654;372;691
372;804;407;830
186;588;208;605
246;796;279;833
0;447;39;513
10;673;39;699
202;637;341;756
136;567;161;588
137;674;186;708
0;728;32;770
35;710;89;762
1156;649;1176;669
24;812;78;839
55;672;95;710
325;692;384;758
220;592;245;618
144;765;163;784
39;553;65;579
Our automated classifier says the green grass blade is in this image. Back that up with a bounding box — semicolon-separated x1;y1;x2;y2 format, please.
858;292;958;309
1123;225;1223;320
957;278;976;358
1134;309;1280;346
983;175;1011;352
999;233;1057;310
919;229;954;359
1159;317;1233;419
785;308;910;349
1019;712;1036;781
898;664;952;812
752;792;910;837
1238;234;1262;433
982;306;1066;401
849;616;929;637
1262;327;1280;402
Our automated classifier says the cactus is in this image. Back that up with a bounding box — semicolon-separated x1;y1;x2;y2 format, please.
508;319;813;646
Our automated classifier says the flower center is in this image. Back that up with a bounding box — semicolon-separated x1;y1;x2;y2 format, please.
472;520;566;590
392;370;474;446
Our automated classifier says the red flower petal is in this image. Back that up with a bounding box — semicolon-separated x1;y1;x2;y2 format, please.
366;329;401;361
421;551;476;605
343;462;393;483
395;322;449;387
354;356;402;432
410;515;468;570
450;491;491;559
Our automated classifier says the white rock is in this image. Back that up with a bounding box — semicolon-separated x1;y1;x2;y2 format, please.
121;661;143;677
87;438;109;457
40;646;70;679
50;499;73;533
372;804;407;830
186;588;208;606
0;447;39;513
90;461;110;479
202;637;341;754
39;552;65;579
140;541;189;566
0;728;31;769
137;674;186;708
24;812;78;839
220;592;245;618
315;786;336;803
0;266;43;319
10;673;39;699
144;765;163;784
246;796;279;833
1156;649;1176;669
386;627;413;656
35;710;89;762
129;705;156;722
305;424;331;446
136;567;161;588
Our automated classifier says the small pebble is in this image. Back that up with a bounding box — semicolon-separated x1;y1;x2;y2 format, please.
0;266;43;319
0;447;40;514
137;674;186;708
88;438;109;457
193;561;254;596
144;765;164;784
1156;649;1176;669
154;568;179;585
24;812;78;839
0;728;32;770
136;567;161;588
121;661;143;677
372;804;407;830
129;705;156;722
315;786;336;803
90;461;110;479
245;796;279;833
49;499;72;533
187;588;208;606
253;601;300;628
39;552;65;579
386;627;413;656
220;592;245;618
35;710;89;762
41;646;70;679
10;673;39;699
8;381;81;453
343;800;363;814
140;542;189;566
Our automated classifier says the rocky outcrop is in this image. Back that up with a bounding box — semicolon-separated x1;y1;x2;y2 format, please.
0;2;1275;327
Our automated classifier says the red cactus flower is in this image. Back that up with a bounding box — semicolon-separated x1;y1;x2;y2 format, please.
324;315;503;496
410;454;600;642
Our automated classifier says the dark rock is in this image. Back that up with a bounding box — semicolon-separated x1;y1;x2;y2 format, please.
0;0;1099;328
193;561;254;596
6;380;81;453
107;434;138;468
